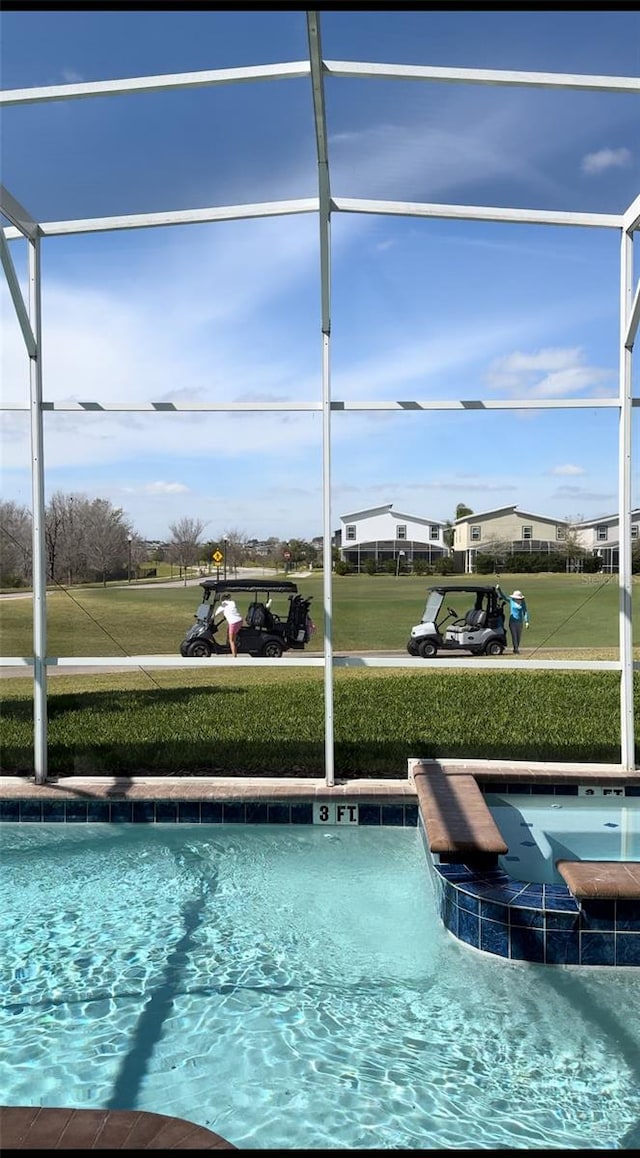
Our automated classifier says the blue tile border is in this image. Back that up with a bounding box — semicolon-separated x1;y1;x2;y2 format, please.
0;798;419;828
426;835;640;968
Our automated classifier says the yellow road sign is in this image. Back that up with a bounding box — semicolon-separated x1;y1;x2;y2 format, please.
212;551;223;563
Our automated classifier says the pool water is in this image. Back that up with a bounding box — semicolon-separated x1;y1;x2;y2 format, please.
486;794;640;885
3;822;640;1150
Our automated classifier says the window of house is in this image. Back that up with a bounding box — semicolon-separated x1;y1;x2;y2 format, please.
632;526;638;540
470;526;481;541
522;526;533;540
556;526;565;541
430;525;439;539
397;525;407;540
596;526;608;541
346;525;356;541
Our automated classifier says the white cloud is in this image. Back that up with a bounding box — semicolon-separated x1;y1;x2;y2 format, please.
549;463;586;477
126;481;191;495
581;147;632;175
484;346;615;399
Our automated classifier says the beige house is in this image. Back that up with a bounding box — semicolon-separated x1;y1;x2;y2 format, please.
453;505;569;573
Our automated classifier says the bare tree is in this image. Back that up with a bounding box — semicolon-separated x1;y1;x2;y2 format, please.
168;517;207;584
45;491;134;586
86;499;131;586
0;500;32;587
218;527;250;577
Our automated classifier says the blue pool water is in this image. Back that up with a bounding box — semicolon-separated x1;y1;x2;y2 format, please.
486;794;640;885
2;822;640;1150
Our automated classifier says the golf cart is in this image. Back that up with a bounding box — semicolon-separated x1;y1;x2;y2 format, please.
407;584;507;658
179;577;314;658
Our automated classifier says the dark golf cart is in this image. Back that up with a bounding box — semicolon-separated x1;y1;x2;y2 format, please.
407;584;507;658
179;577;314;658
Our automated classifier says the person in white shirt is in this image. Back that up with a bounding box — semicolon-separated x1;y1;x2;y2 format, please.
213;596;243;657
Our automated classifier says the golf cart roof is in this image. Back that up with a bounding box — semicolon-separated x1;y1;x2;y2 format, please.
199;577;299;595
428;584;499;595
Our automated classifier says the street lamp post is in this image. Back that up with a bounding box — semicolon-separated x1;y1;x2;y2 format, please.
396;549;405;578
127;534;133;583
223;537;228;582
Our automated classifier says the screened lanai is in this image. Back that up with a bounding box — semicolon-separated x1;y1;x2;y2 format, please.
1;8;639;784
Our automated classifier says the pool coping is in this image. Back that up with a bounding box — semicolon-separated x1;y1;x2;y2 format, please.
1;758;636;801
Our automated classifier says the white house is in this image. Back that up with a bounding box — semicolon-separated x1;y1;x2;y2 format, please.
338;504;448;570
573;509;640;573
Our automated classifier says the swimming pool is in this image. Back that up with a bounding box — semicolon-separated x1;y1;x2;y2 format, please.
3;822;640;1149
486;793;640;885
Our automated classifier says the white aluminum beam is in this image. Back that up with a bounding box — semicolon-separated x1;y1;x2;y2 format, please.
332;197;622;229
0;230;37;356
0;655;622;673
623;193;640;235
10;397;618;414
2;198;319;241
0;61;311;107
324;60;640;95
0;184;40;240
28;235;48;784
308;11;335;787
624;279;640;350
619;229;635;772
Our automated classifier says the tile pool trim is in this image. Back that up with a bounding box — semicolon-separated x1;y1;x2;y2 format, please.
0;796;419;826
423;782;640;967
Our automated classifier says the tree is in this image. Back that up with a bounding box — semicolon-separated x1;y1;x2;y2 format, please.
168;517;207;585
480;535;510;573
444;503;473;550
85;499;132;586
0;500;32;587
557;523;590;573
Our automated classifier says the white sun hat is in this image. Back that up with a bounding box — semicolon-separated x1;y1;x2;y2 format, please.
511;590;524;599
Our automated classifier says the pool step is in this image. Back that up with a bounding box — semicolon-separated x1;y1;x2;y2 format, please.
412;763;508;864
556;860;640;900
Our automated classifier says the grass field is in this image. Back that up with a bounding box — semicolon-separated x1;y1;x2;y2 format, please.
1;573;636;777
0;572;634;657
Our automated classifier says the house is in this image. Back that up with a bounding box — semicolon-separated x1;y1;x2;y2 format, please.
339;504;448;570
453;505;569;574
573;509;640;573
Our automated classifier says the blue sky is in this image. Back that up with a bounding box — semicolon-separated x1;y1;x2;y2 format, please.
1;8;639;542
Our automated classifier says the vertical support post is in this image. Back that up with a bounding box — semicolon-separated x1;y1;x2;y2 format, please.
29;234;48;784
307;10;334;787
321;330;335;787
619;227;635;772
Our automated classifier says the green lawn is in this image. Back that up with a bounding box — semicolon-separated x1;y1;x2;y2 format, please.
0;572;634;657
1;573;636;777
0;666;631;777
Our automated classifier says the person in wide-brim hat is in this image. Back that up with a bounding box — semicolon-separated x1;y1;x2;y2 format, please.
496;585;529;653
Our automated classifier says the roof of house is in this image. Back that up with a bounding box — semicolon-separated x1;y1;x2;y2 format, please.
574;509;640;529
453;505;568;527
340;504;443;527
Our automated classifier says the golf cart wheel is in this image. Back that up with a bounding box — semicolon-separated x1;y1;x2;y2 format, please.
185;639;213;658
484;640;505;656
179;641;189;657
418;639;438;659
407;639;419;656
261;639;284;658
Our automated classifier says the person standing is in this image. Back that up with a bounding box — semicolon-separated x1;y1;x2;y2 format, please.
497;586;529;654
213;595;243;657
